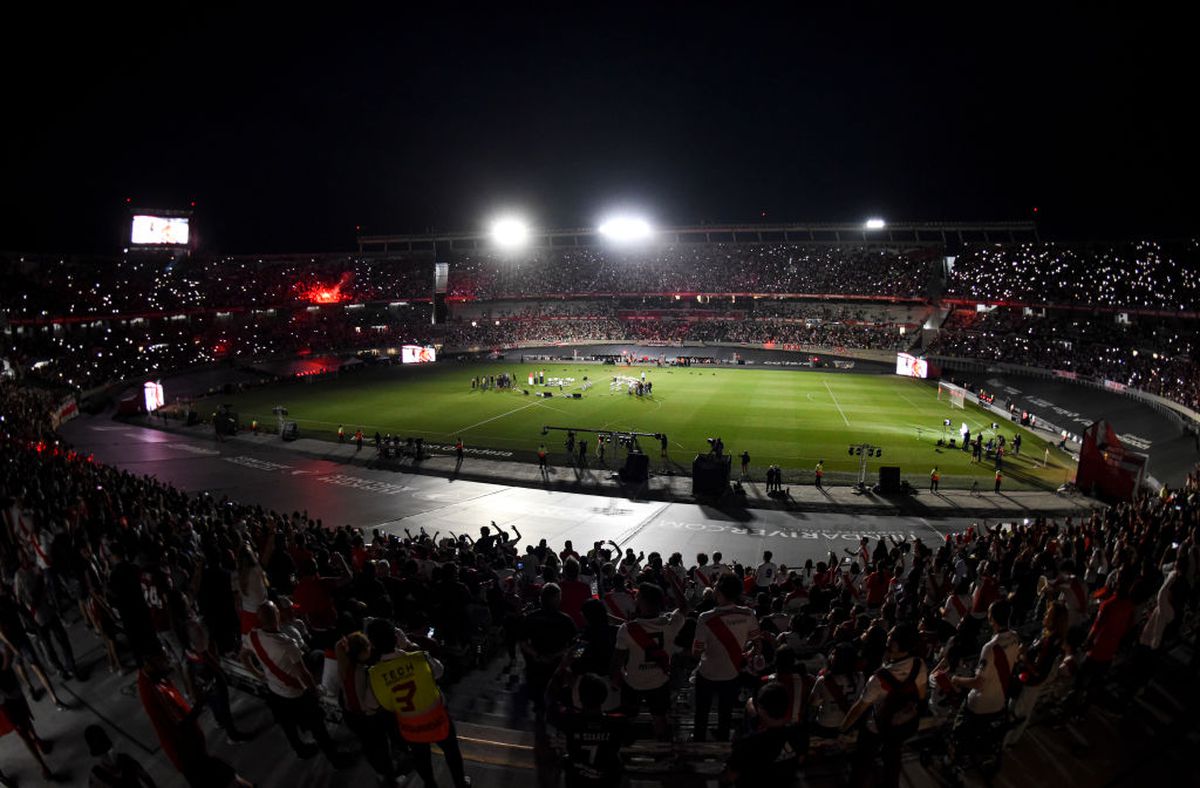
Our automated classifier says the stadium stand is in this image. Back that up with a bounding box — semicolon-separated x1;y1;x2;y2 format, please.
1;237;1198;405
0;384;1198;786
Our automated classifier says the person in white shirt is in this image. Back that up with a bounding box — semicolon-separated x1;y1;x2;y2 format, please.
949;598;1021;763
242;601;346;766
602;575;636;621
691;554;715;590
618;548;644;579
938;578;974;640
840;625;928;788
613;584;684;739
755;551;778;590
1049;560;1089;629
691;575;760;741
809;643;863;737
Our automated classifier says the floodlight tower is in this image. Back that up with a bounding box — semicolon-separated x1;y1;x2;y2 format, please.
491;217;531;249
598;215;654;243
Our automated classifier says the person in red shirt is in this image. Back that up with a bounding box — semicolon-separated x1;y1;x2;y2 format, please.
559;557;594;628
864;564;892;609
138;649;250;787
1071;571;1135;714
292;556;351;633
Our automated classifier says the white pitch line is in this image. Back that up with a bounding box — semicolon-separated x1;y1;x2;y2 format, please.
896;390;928;412
449;400;542;435
823;380;850;427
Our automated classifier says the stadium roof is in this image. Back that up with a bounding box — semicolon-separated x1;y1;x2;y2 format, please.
358;221;1038;254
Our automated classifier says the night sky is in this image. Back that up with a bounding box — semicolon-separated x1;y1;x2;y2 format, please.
2;5;1194;253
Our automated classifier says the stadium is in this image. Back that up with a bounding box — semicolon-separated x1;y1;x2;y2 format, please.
2;9;1199;788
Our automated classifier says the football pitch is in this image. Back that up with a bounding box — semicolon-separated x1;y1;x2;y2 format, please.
219;362;1075;490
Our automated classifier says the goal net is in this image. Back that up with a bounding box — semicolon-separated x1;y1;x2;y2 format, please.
938;380;967;409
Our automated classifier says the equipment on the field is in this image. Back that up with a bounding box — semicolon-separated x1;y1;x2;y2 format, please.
621;452;650;483
877;466;902;494
692;453;731;497
848;442;884;492
938;380;967;409
281;421;299;441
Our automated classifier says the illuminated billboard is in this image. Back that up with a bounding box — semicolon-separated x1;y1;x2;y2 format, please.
895;352;929;379
131;215;190;246
401;345;437;364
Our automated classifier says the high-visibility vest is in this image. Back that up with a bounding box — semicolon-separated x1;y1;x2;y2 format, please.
369;651;450;743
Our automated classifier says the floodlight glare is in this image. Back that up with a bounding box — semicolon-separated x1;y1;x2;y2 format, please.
865;218;886;230
598;216;653;242
491;217;530;248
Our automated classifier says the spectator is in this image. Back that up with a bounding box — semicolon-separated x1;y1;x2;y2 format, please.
691;574;760;742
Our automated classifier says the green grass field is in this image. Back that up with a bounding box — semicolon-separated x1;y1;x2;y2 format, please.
218;363;1075;490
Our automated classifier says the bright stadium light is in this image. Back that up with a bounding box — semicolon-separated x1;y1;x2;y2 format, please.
491;217;530;248
598;215;653;243
865;218;886;230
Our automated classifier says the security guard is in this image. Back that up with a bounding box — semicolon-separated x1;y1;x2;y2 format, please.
367;620;470;788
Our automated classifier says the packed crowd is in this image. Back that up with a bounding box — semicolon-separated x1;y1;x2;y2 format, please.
446;316;910;352
945;240;1200;312
449;245;932;300
930;308;1200;411
0;255;433;320
7;241;1199;322
5;240;1200;407
0;246;929;323
0;384;1197;786
3;306;910;390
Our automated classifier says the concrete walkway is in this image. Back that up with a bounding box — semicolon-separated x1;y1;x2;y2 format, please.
142;417;1105;520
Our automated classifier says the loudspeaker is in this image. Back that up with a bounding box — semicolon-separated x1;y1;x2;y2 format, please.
542;392;553;398
620;452;650;483
572;392;582;399
878;466;902;494
692;453;731;497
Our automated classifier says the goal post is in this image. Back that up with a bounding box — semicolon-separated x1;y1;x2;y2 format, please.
938;380;967;409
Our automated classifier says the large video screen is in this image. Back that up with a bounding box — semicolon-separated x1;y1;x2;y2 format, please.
895;352;929;379
143;381;165;412
131;215;190;246
401;345;436;364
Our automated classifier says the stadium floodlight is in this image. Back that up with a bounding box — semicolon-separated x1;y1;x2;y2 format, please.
598;215;653;243
491;217;530;248
864;218;886;230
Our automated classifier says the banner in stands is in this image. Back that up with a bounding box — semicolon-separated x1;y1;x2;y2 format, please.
895;352;929;378
401;345;437;364
1075;419;1147;502
49;396;78;428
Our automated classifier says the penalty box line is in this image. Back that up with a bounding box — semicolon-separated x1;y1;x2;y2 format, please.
823;380;851;427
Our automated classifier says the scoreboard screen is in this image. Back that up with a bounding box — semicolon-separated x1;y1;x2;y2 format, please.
401;345;437;364
131;215;190;246
895;352;929;378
